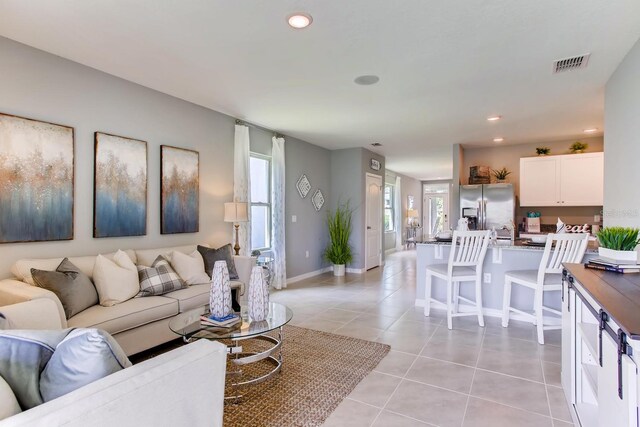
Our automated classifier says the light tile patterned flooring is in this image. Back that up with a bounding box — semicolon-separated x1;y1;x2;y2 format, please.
269;250;573;427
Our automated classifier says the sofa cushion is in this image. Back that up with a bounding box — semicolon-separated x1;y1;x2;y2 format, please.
0;312;11;330
198;244;239;280
164;282;244;313
169;250;210;285
0;374;21;420
93;251;139;307
135;244;204;268
137;256;187;297
31;258;99;319
67;296;178;335
12;250;137;284
40;328;132;402
0;329;70;409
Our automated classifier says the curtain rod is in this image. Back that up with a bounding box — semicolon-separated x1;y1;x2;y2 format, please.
236;119;285;139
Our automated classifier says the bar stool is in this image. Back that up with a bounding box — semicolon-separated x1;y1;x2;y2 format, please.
424;230;491;330
501;233;589;344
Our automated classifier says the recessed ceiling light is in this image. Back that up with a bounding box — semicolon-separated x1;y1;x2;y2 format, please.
487;115;502;122
287;13;313;29
354;75;380;85
493;137;504;143
583;128;598;133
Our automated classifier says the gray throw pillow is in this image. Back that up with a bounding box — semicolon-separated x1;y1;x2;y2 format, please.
40;328;131;402
198;244;239;280
31;258;99;319
137;256;187;297
0;329;71;409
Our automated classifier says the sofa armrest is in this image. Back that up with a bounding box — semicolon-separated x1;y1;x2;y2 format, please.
0;279;67;328
233;255;256;291
0;340;227;427
0;299;64;330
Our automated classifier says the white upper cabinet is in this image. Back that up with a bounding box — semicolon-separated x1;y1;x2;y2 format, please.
520;152;604;207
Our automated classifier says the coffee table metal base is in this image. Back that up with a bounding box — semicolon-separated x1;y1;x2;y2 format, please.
224;326;284;402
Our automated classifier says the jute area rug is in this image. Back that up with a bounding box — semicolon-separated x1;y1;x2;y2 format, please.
223;325;390;427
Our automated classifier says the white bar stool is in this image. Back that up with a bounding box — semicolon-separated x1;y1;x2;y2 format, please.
501;233;589;344
424;230;491;330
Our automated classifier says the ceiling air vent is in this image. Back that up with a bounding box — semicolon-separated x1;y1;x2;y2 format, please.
371;142;382;147
553;53;590;73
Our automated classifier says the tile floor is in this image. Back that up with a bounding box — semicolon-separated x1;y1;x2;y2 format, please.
269;250;573;427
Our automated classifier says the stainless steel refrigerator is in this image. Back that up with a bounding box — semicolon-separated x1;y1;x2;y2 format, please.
460;184;515;233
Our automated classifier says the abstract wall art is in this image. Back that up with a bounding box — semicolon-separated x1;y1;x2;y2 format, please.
161;145;199;234
94;132;147;238
0;113;74;243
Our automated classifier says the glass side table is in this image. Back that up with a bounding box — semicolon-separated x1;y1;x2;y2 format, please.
257;255;274;286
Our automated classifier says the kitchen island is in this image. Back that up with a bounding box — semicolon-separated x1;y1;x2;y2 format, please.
415;240;597;318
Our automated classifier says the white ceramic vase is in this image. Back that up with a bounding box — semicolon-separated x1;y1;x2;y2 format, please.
333;264;345;276
209;261;232;317
598;247;638;263
248;266;269;321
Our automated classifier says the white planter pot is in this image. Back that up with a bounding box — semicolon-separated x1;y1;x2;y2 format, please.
598;247;638;263
333;264;345;276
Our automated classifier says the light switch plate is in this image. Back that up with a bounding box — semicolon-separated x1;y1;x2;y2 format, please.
292;215;297;223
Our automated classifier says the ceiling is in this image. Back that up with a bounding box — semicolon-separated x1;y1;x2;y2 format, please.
0;1;639;180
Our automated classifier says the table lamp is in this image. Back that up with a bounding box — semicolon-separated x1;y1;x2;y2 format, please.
224;202;249;255
407;209;419;227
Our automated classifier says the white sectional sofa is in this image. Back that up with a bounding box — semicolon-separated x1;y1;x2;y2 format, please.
0;244;255;355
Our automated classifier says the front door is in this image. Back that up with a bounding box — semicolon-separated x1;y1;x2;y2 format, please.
365;174;382;270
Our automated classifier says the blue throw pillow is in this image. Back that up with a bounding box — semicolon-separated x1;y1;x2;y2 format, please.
40;328;131;402
0;329;70;409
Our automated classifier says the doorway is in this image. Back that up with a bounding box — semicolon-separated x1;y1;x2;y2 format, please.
365;173;382;270
423;192;450;237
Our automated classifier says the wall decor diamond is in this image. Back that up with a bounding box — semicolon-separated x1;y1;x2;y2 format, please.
311;189;325;211
296;174;311;198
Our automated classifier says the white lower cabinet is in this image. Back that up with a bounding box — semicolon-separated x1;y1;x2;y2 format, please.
562;277;639;426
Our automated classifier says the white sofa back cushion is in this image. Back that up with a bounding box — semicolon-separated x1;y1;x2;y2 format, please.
135;244;207;268
12;250;137;285
0;375;21;421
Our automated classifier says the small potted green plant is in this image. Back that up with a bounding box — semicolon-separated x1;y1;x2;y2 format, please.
536;147;550;156
597;227;640;263
492;167;511;183
324;202;354;276
570;141;588;154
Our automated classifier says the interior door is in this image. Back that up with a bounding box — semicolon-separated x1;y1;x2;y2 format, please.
366;174;382;270
423;193;449;236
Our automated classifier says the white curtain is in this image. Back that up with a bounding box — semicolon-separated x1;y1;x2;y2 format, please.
233;124;251;256
394;176;403;250
271;136;287;289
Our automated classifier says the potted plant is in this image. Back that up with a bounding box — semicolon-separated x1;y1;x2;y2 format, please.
597;227;640;263
324;202;354;276
536;147;551;156
570;141;588;154
492;167;511;183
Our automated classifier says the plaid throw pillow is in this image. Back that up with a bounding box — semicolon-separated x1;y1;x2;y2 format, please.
137;256;187;297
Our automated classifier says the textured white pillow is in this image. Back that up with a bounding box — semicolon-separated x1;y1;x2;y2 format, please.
0;374;21;420
169;250;210;285
93;250;139;307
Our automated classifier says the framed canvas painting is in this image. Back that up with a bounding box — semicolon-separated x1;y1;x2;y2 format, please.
0;113;74;243
94;132;147;238
161;145;199;234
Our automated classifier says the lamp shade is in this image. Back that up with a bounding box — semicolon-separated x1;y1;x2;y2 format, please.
407;209;419;219
224;202;248;223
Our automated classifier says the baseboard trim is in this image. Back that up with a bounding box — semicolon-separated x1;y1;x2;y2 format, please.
385;248;397;255
414;298;561;325
346;267;365;274
286;267;332;284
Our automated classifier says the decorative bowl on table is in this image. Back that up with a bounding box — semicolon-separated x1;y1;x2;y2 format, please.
436;231;452;240
530;235;548;244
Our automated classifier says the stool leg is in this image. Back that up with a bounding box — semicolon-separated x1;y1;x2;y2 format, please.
424;272;432;317
446;278;453;330
453;281;460;313
502;277;512;328
535;286;545;345
475;275;484;327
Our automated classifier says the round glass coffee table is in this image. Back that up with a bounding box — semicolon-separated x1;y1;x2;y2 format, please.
169;302;293;401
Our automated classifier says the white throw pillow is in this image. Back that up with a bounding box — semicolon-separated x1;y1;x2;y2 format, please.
169;250;210;285
93;250;139;307
0;374;21;420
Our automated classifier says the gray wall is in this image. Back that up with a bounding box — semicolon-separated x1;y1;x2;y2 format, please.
0;36;332;280
604;38;640;228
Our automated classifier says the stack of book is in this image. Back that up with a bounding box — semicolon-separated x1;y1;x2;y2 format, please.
200;313;241;327
585;258;640;274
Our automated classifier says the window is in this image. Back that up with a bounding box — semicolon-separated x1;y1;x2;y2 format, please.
250;154;271;250
384;183;394;232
